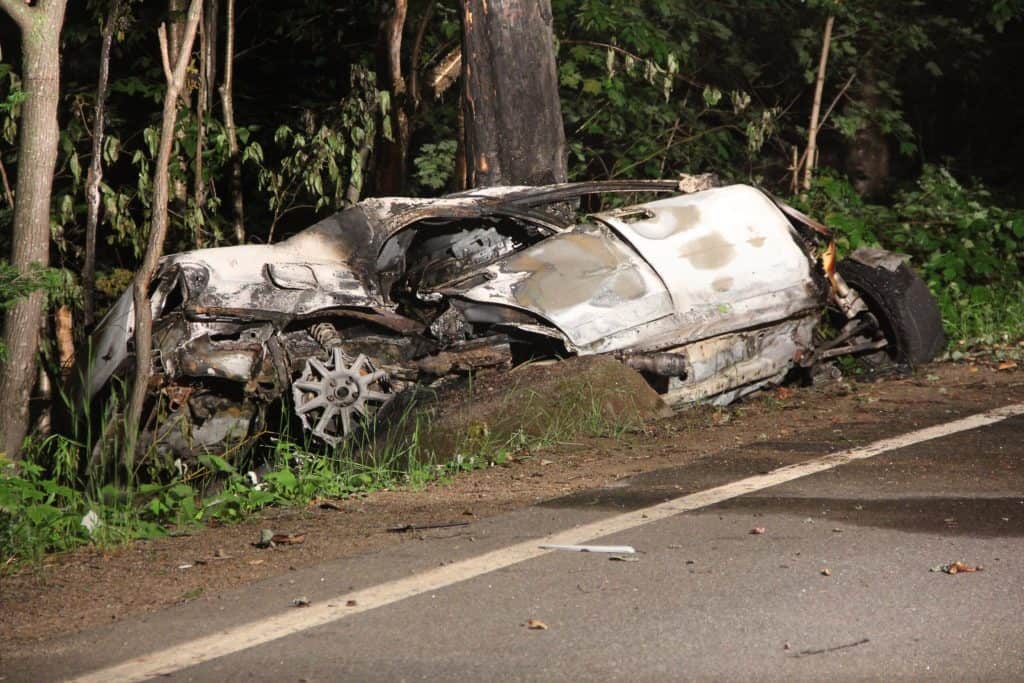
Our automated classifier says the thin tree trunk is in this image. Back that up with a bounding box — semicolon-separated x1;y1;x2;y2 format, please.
83;0;123;328
803;15;834;191
374;0;409;196
193;2;209;247
408;0;435;111
125;0;203;463
219;0;245;243
0;155;13;207
0;0;70;460
460;0;567;187
192;0;218;247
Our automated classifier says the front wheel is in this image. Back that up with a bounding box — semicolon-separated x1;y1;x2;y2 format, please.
837;255;946;366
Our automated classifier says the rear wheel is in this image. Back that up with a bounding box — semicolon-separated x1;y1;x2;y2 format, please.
837;257;946;366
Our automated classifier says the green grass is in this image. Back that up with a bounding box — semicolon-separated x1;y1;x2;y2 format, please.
2;369;645;569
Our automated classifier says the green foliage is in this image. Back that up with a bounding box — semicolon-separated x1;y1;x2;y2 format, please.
255;66;381;236
0;458;88;565
0;261;78;358
413;140;457;191
794;165;1024;344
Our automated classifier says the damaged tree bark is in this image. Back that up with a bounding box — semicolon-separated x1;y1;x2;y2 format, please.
459;0;567;187
125;0;203;462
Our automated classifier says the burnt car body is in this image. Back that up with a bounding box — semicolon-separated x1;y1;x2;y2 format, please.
81;179;944;457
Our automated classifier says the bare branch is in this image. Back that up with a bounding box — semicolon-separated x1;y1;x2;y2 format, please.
0;0;32;29
157;24;173;85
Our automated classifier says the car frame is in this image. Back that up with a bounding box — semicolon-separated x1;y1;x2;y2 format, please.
79;177;945;458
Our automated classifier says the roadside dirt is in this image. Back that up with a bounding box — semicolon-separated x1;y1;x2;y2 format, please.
1;360;1021;649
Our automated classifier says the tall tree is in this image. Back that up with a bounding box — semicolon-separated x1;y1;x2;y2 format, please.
460;0;567;187
125;0;203;461
0;0;70;460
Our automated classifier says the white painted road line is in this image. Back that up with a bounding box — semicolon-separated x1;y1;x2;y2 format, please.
71;403;1024;683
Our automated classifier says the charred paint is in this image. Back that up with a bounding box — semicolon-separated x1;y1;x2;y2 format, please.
592;269;647;308
681;233;737;270
505;232;634;313
630;205;701;240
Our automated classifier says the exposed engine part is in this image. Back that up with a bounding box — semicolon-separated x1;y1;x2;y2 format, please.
292;348;393;447
622;352;689;377
309;321;345;349
429;306;470;345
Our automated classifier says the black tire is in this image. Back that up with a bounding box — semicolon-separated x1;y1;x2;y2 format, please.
837;258;946;367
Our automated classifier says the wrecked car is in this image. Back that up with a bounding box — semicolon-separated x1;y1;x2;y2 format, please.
80;179;945;458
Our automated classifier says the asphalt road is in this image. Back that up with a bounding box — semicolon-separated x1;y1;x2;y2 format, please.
5;405;1024;682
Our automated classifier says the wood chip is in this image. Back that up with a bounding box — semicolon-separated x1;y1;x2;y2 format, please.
525;618;548;630
271;533;306;545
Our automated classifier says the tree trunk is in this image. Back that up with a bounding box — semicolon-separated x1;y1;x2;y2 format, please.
374;0;410;196
845;66;891;200
125;0;203;463
83;0;123;329
219;0;245;243
803;15;834;191
0;0;70;460
460;0;567;187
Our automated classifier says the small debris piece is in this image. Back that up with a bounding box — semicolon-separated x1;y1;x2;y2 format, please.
792;638;870;658
821;568;832;577
316;499;344;511
997;360;1018;371
213;548;231;560
271;533;306;545
387;521;470;533
540;544;636;554
177;564;194;570
525;619;549;630
248;559;265;566
346;599;358;607
292;597;311;608
750;527;766;535
81;510;102;536
784;642;791;651
255;529;275;548
831;528;843;533
930;560;984;574
540;459;554;466
775;387;794;400
609;555;640;562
